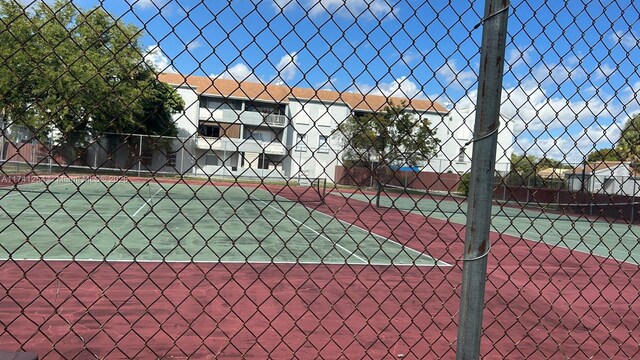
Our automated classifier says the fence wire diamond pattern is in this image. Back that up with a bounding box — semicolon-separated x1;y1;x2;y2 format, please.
0;0;639;359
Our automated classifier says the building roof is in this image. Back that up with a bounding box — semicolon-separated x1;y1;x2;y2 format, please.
537;167;572;179
572;161;631;175
158;73;447;113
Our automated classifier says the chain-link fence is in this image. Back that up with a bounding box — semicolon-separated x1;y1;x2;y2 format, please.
1;0;639;358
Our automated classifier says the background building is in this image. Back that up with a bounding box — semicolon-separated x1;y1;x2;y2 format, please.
159;73;454;182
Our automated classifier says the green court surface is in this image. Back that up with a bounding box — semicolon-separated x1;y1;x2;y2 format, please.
0;180;445;266
339;190;640;265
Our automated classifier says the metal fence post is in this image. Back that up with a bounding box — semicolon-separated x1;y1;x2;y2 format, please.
0;119;5;163
137;134;142;177
456;1;510;359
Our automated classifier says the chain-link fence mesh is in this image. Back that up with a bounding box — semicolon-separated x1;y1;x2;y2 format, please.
1;0;639;358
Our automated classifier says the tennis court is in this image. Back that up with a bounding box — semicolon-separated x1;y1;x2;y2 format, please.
0;178;444;266
338;186;640;265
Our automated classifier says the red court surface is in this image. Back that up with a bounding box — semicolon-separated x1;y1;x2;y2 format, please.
1;186;639;359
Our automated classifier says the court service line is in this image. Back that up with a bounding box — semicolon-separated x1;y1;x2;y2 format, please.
0;182;69;199
292;192;451;266
253;197;369;264
0;257;437;266
132;187;164;217
341;191;639;266
319;204;451;266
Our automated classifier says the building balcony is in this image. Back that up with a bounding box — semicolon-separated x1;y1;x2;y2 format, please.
196;136;286;155
199;108;287;127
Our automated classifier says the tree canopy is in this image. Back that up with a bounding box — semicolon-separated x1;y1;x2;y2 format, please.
334;102;440;171
0;0;183;143
615;114;640;162
587;148;622;163
506;153;571;187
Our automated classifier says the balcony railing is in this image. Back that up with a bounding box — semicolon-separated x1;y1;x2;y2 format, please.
264;114;286;127
199;108;288;127
196;136;286;155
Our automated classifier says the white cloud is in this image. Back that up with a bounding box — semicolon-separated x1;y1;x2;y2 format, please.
276;0;394;18
401;50;419;65
354;76;423;99
500;85;608;134
144;45;176;73
274;52;299;84
213;63;259;82
530;60;586;87
593;63;616;80
187;39;202;51
314;77;338;91
609;30;639;49
506;47;535;70
514;122;623;164
437;59;477;90
129;0;167;9
620;81;640;116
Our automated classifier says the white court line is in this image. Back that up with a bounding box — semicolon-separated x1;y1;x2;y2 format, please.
316;201;451;266
252;197;369;264
132;187;163;217
275;191;451;267
0;257;438;266
0;209;130;219
335;190;639;266
0;182;70;199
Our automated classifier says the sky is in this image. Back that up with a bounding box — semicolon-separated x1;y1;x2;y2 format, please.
57;0;640;164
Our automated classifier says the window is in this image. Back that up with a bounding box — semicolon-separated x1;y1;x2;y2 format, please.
201;97;242;111
258;154;269;169
458;148;466;162
246;102;283;115
199;125;220;138
205;154;218;166
318;135;329;153
295;133;307;152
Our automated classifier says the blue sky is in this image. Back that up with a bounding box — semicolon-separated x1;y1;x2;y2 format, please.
71;0;639;164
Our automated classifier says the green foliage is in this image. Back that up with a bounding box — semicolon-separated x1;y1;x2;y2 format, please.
458;172;471;195
334;102;440;171
587;148;622;162
615;114;640;162
506;153;570;188
0;0;183;144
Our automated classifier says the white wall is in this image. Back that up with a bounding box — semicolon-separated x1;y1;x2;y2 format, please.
172;84;200;137
170;84;200;175
425;106;513;174
287;100;350;182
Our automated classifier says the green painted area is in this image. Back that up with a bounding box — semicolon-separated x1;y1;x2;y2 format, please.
0;181;440;266
339;190;640;265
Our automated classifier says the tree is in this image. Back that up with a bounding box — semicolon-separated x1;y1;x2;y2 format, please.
0;0;183;146
506;154;570;187
587;148;622;163
615;114;640;162
334;102;440;175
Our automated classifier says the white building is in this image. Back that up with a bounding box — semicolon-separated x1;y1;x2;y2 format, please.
567;162;640;195
425;106;514;175
159;73;513;182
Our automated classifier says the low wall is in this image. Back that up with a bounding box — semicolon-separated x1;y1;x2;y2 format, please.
335;166;462;192
494;184;640;223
